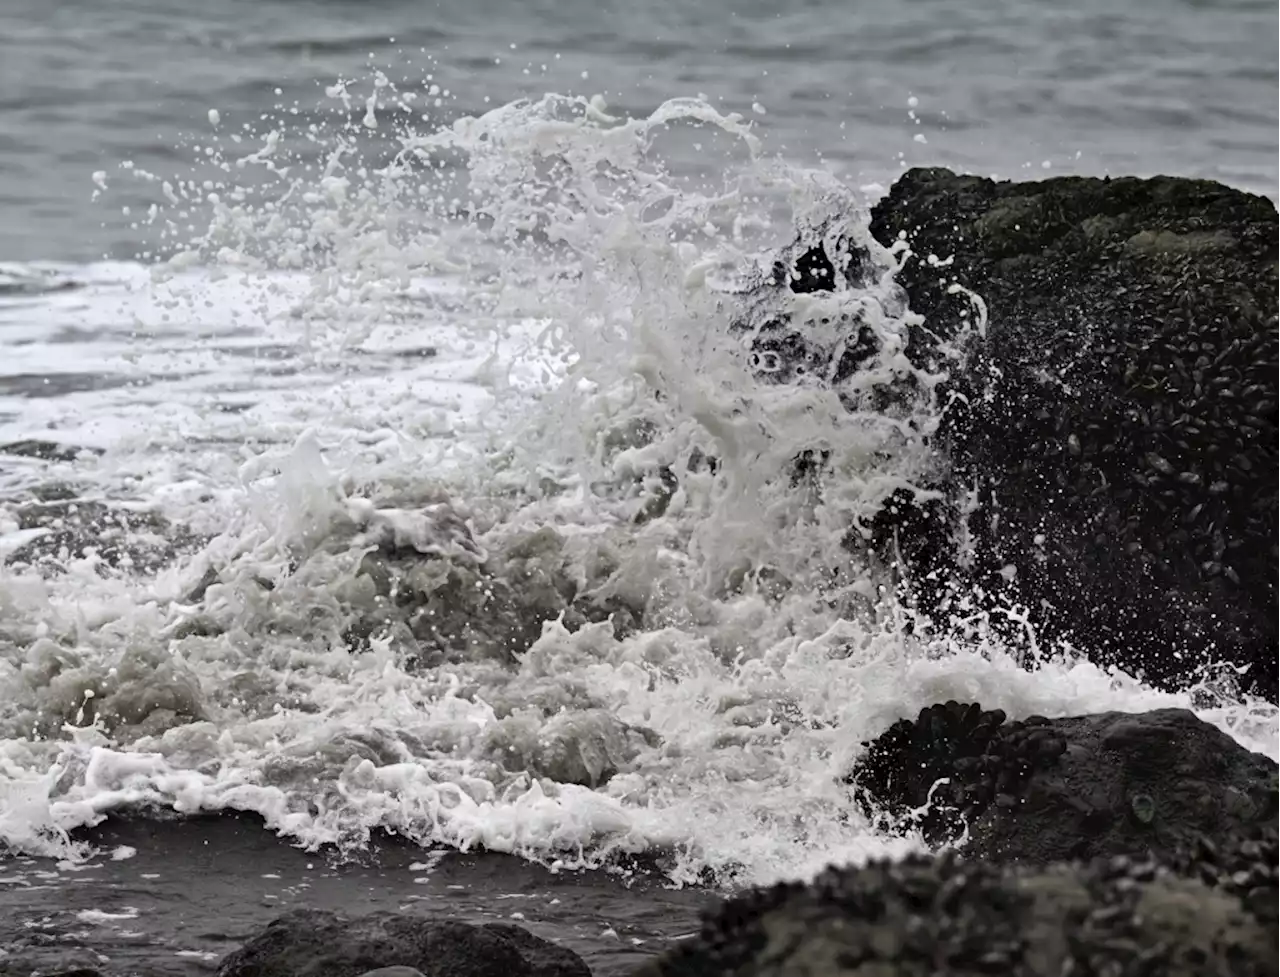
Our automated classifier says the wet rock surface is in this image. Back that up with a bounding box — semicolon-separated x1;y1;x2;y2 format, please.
332;505;646;666
847;701;1278;865
632;846;1278;977
0;439;102;462
865;168;1279;698
639;701;1279;976
3;497;204;574
215;909;593;977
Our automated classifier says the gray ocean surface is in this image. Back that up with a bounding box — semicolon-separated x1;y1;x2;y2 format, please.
1;0;1276;262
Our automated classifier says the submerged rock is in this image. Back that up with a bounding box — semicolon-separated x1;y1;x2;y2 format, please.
0;439;102;461
480;707;661;788
847;701;1277;865
344;509;641;666
731;232;897;389
215;909;591;977
4;498;203;574
631;846;1278;977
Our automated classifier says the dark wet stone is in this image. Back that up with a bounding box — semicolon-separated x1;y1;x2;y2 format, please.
1165;826;1280;926
858;168;1278;699
0;961;105;976
215;909;591;977
4;498;204;574
848;703;1278;867
0;268;80;295
846;700;1017;844
631;850;1277;977
0;439;103;461
22;480;82;501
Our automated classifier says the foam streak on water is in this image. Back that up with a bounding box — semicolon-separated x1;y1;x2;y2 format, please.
0;84;1275;889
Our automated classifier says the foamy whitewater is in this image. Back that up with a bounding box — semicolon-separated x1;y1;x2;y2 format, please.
0;77;1275;890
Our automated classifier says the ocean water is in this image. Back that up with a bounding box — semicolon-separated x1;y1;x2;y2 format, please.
0;0;1277;956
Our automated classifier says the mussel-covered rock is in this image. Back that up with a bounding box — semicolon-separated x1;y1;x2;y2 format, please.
847;701;1278;865
632;843;1278;977
867;169;1279;699
752;169;1278;698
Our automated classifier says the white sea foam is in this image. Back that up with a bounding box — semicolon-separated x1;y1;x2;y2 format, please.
0;77;1274;886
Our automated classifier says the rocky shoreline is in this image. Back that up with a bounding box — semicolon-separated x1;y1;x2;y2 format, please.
646;165;1280;974
640;703;1277;975
11;703;1272;977
3;168;1277;976
0;813;711;977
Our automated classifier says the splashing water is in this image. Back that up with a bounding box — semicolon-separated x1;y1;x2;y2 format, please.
1;73;1275;888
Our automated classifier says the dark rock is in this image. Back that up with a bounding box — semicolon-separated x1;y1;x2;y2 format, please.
4;498;203;574
215;908;591;977
0;957;106;977
847;702;1278;865
1164;827;1280;927
860;168;1279;698
0;439;103;461
0;267;79;295
631;848;1278;977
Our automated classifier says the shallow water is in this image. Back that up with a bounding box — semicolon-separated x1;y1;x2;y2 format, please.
0;2;1277;974
0;814;710;975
